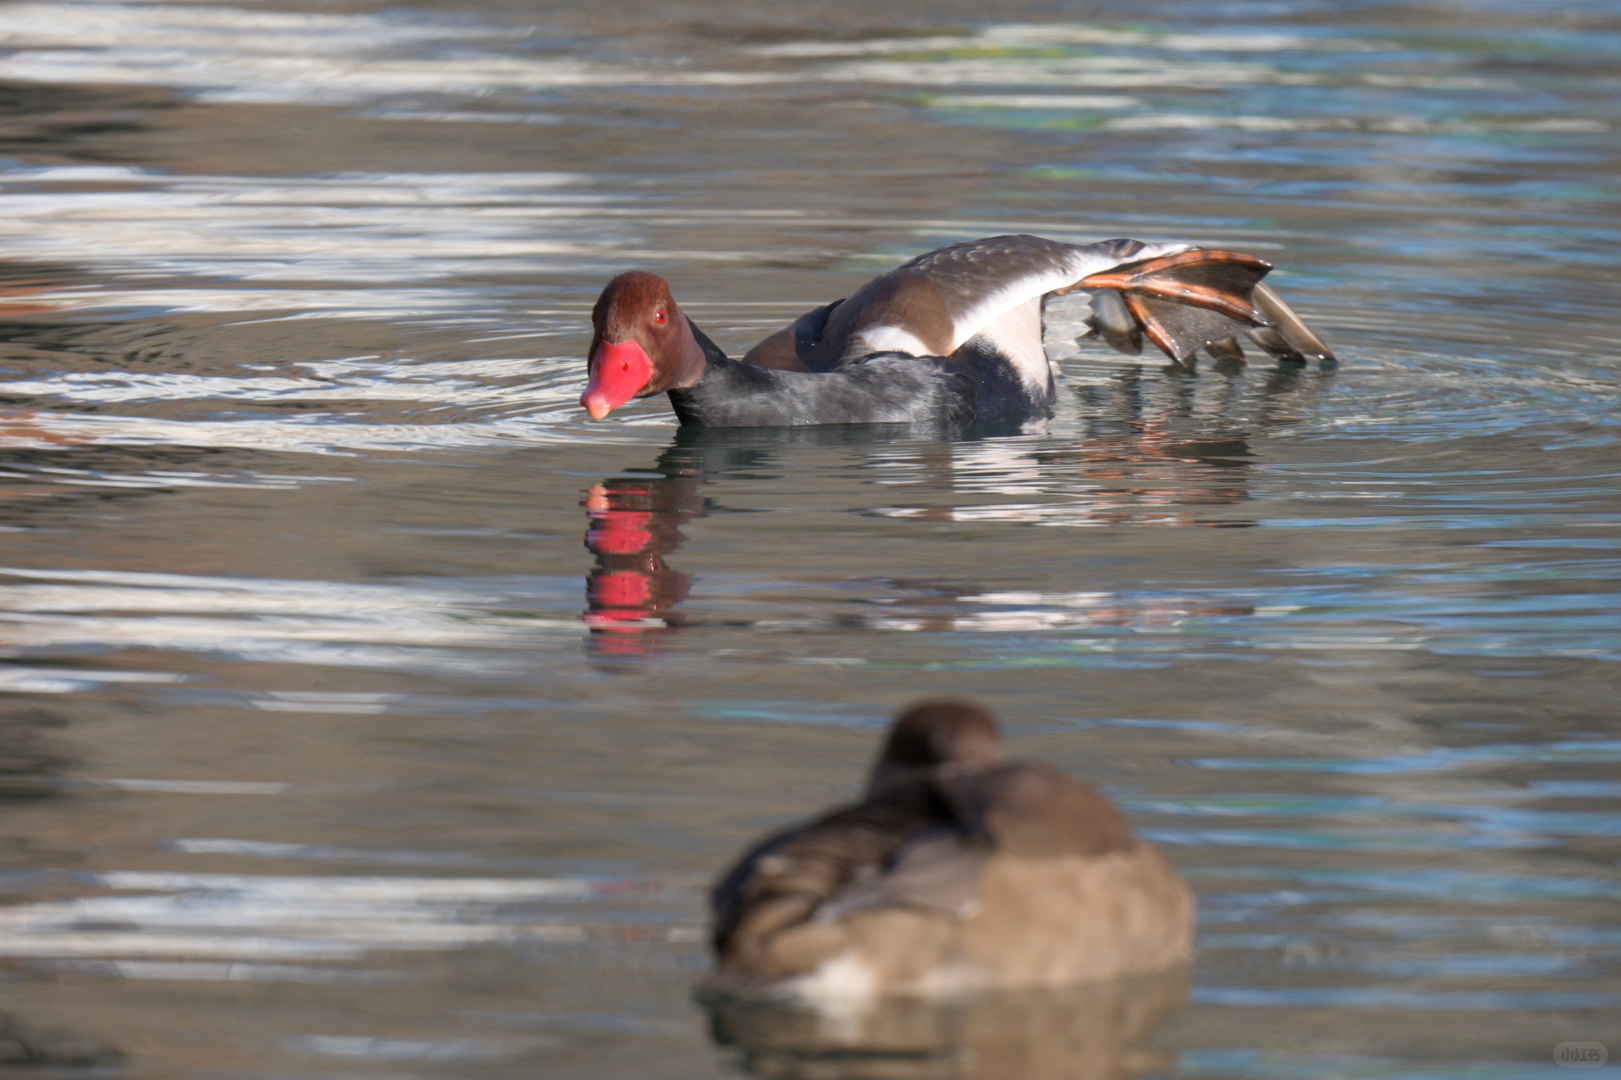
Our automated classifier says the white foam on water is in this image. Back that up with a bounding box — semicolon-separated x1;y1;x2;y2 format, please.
925;94;1140;110
0;167;614;288
0;403;666;455
53;959;410;983
95;779;292;795
0;2;731;104
746;25;1369;57
0;667;186;693
0;870;603;967
0;565;585;671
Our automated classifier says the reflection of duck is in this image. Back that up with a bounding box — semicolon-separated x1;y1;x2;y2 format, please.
579;419;1278;653
583;236;1335;426
706;967;1189;1080
579;427;948;653
705;700;1194;1001
581;476;700;635
580;443;707;654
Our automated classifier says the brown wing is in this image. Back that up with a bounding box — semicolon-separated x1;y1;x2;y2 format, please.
736;239;1335;375
811;236;1167;368
900;235;1143;342
709;780;941;960
739;300;845;372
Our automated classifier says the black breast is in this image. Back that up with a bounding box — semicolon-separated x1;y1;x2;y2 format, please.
668;352;975;428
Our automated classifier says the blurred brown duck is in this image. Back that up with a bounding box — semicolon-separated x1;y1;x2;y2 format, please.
705;700;1194;1002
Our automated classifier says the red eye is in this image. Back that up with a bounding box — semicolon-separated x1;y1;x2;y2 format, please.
653;308;667;325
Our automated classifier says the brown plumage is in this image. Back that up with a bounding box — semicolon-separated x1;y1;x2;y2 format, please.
705;700;1194;1001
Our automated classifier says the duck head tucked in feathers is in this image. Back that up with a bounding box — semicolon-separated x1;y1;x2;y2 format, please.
704;697;1194;1002
865;699;1005;795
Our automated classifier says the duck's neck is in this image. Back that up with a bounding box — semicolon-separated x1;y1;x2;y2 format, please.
655;310;712;392
664;323;771;426
681;317;729;373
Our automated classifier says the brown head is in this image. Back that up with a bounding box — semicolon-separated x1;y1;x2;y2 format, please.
867;698;1005;794
582;271;708;420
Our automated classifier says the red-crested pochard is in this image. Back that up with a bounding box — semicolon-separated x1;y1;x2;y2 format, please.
704;700;1194;1002
583;235;1334;427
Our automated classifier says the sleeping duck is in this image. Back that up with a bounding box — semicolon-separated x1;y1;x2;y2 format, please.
583;235;1335;427
704;699;1194;1002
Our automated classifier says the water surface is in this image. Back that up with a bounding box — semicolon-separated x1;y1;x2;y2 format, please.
0;1;1618;1077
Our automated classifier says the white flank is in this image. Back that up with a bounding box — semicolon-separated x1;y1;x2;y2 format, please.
786;950;879;1005
788;951;882;1043
857;325;935;357
947;240;1192;351
966;298;1049;395
913;959;990;998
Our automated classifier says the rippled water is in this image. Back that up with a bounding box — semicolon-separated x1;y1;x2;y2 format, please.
0;0;1618;1076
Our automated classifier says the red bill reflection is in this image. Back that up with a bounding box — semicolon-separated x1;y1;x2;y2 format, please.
581;471;703;655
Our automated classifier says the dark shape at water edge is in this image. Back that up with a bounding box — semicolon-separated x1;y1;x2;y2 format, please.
0;1009;123;1070
0;705;74;803
703;966;1190;1080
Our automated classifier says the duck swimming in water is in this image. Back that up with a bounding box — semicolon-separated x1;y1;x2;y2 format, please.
704;699;1194;1001
582;235;1335;427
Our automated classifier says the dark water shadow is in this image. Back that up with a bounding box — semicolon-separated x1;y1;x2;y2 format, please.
0;705;122;1065
703;966;1190;1080
0;1010;122;1071
0;78;166;161
0;704;74;805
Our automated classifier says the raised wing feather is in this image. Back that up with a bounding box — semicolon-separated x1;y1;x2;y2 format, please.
748;235;1336;381
1080;253;1338;368
800;235;1189;375
899;235;1172;352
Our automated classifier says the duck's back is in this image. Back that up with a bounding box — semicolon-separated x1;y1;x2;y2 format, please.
948;764;1194;988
